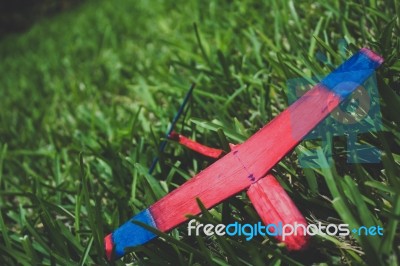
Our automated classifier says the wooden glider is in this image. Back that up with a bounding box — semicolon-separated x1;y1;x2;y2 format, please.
105;48;383;261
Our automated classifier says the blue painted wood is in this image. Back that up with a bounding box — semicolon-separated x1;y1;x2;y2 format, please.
321;49;383;98
112;209;157;258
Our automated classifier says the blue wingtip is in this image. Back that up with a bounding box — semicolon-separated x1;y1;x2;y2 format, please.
321;49;383;98
111;209;158;259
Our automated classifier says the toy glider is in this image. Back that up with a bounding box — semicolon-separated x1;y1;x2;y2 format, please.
105;48;383;261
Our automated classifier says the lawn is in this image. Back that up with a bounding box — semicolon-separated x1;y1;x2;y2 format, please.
0;0;399;265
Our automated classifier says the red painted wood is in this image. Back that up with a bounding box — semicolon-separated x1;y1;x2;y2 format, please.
168;134;308;248
360;48;384;65
107;49;383;260
104;233;113;261
169;131;224;159
150;85;341;231
247;175;308;250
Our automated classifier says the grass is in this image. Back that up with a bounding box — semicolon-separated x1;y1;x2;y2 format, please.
0;0;399;265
